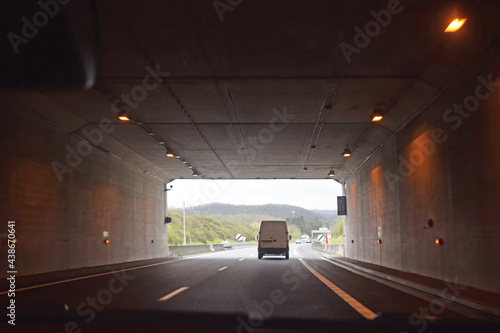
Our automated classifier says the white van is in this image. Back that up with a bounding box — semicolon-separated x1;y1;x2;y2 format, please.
257;220;291;259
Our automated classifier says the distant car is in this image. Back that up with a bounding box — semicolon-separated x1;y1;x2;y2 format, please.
221;240;231;248
306;239;311;244
296;239;301;244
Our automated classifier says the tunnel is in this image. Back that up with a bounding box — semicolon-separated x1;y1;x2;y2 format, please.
1;0;500;331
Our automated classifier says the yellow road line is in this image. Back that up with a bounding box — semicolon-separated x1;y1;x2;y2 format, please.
157;287;189;302
218;266;228;271
299;259;378;320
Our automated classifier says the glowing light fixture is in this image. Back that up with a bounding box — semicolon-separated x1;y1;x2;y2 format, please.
118;111;130;121
377;239;382;244
166;149;175;158
343;146;352;157
435;238;443;245
193;170;199;177
104;239;110;244
328;169;335;178
371;106;383;122
444;18;467;33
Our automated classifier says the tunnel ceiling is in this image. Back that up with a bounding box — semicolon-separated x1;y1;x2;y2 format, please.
3;0;500;183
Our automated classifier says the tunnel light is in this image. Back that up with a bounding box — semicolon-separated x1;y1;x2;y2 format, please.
444;18;467;33
343;147;352;157
328;169;335;178
435;238;443;245
118;111;130;121
104;239;110;244
166;149;175;158
371;107;383;122
193;170;199;177
377;239;382;244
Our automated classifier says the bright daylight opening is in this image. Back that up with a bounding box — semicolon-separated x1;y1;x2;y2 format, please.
166;179;344;246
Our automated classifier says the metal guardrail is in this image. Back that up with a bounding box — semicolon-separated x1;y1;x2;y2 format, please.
168;242;257;256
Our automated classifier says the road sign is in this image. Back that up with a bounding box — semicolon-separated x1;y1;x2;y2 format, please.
236;234;243;241
337;196;347;215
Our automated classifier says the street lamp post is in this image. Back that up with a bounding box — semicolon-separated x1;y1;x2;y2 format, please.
183;202;186;245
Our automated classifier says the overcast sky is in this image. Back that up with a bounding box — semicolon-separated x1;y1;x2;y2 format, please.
167;179;344;211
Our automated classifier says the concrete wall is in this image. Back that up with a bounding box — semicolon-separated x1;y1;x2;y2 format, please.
344;48;500;293
169;244;226;256
0;99;168;278
312;243;345;257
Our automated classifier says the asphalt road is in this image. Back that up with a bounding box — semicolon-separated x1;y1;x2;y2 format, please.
1;244;492;332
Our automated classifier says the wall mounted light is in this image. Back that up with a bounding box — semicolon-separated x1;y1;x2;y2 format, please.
193;170;199;177
118;111;130;121
328;170;335;178
377;239;382;244
371;106;383;122
435;238;443;245
342;146;352;157
104;239;110;244
166;149;175;158
444;18;467;33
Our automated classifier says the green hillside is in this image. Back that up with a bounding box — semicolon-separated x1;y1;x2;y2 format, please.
185;203;337;225
167;210;259;245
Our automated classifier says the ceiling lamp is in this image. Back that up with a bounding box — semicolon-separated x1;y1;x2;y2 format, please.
342;146;352;157
444;18;467;33
166;149;175;158
371;106;383;122
118;111;130;121
328;169;335;178
192;170;199;177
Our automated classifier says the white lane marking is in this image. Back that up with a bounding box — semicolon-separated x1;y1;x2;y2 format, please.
218;266;228;271
298;258;378;320
0;246;256;295
157;287;189;301
239;258;245;261
0;259;178;295
293;246;303;258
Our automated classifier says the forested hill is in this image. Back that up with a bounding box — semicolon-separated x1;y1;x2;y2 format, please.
184;203;337;225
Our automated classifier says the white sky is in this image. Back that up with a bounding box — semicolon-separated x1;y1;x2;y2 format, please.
167;179;344;211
